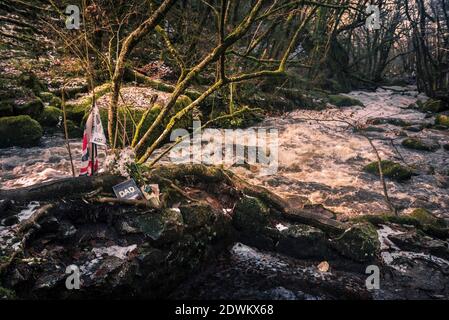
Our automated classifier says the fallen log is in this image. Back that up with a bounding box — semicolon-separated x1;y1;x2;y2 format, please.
0;175;125;203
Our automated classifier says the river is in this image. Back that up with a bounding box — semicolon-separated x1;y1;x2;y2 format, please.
1;86;448;219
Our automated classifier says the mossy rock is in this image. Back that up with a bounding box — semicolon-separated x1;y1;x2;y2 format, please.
37;106;62;127
66;120;83;138
0;100;14;117
233;195;270;232
354;214;419;227
39;92;62;108
364;160;413;182
332;222;380;262
368;117;410;127
13;97;44;117
0;115;43;148
136;208;184;244
402;138;440;152
179;203;214;229
435;114;449;127
421;99;447;113
276;223;330;259
408;208;446;229
328;94;364;107
354;213;449;240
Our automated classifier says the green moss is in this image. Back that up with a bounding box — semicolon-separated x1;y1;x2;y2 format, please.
37;106;62;127
409;208;446;229
39;92;62;108
0;115;43;148
421;99;447;113
364;160;413;182
402;138;440;152
435;114;449;127
332;222;380;262
354;214;419;227
354;212;448;239
328;94;364;107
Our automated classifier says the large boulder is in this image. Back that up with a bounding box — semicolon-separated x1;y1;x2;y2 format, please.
37;106;62;127
0;115;43;148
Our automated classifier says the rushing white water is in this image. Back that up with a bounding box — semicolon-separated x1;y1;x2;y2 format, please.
1;87;448;218
0;134;106;189
229;87;449;217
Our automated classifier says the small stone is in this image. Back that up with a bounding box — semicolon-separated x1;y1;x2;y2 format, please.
317;261;330;273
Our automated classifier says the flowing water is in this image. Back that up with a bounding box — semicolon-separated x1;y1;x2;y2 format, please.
231;86;449;218
1;86;448;218
1;86;449;299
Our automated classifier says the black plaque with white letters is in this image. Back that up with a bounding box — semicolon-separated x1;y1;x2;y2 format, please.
113;179;144;200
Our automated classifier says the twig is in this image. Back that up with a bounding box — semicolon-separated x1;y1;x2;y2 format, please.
94;197;156;208
15;204;54;234
61;87;76;177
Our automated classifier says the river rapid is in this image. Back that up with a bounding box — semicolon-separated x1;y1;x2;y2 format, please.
1;86;447;219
